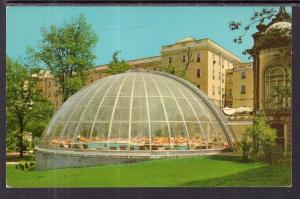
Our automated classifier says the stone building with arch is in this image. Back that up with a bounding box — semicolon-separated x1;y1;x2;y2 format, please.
250;7;292;152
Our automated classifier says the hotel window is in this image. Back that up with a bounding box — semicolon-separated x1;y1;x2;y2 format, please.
218;56;221;65
197;68;201;78
218;87;221;95
197;84;200;89
196;53;201;62
241;70;246;79
154;67;156;71
213;54;216;64
222;73;224;83
241;85;246;94
212;85;215;95
168;57;172;65
212;70;215;80
218;72;221;80
182;55;186;63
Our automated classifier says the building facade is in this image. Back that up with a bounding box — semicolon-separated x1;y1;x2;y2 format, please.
250;7;292;151
35;70;63;108
160;37;241;107
37;37;244;109
225;62;254;109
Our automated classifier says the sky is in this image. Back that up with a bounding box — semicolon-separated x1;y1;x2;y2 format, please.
6;6;290;65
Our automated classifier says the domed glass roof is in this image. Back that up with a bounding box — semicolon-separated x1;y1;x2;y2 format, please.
40;71;233;152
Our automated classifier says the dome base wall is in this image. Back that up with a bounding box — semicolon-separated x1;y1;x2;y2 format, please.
35;147;224;170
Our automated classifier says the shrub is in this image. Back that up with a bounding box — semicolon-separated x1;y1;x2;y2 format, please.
29;162;35;167
15;161;36;171
244;112;278;163
240;138;251;162
19;163;24;171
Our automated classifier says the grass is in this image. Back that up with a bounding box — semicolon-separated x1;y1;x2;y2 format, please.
6;155;291;187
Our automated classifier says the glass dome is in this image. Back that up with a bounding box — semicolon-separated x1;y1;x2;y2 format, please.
39;71;233;153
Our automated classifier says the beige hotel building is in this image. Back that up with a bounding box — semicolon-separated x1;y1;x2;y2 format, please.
36;37;253;110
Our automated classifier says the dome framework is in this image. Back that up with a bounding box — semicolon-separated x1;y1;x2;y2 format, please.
38;70;234;157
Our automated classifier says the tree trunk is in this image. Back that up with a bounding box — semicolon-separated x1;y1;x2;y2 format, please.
18;127;24;158
17;112;25;158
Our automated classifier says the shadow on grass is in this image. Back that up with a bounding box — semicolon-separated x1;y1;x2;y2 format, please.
178;163;291;187
205;155;250;164
6;155;35;162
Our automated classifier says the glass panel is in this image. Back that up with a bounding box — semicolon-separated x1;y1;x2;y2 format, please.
163;98;183;121
131;97;148;121
41;122;57;141
186;122;207;149
91;122;109;142
145;81;159;96
190;99;213;121
179;85;195;99
116;96;130;108
201;123;213;149
109;122;129;150
113;107;130;121
135;74;143;81
101;97;116;107
106;81;122;96
58;102;79;121
168;83;184;97
211;122;228;148
62;122;78;143
133;81;146;96
148;97;167;121
46;122;65;147
119;80;133;96
76;122;93;142
150;122;170;150
177;98;198;121
156;80;172;97
68;105;86;121
81;105;98;121
113;97;130;121
130;122;150;150
96;106;113;121
169;122;188;150
47;122;66;148
87;122;109;150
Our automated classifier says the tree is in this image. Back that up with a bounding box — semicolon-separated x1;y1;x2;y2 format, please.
163;64;186;78
31;14;98;102
229;8;277;44
228;7;291;57
183;47;194;71
107;51;131;75
245;112;277;162
6;56;54;157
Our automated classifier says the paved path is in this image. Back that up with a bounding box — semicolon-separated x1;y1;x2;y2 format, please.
6;162;19;165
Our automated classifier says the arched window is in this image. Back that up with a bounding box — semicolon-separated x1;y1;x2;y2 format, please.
265;65;290;109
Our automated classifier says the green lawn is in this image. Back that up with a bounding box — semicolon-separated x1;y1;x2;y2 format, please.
6;155;291;187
